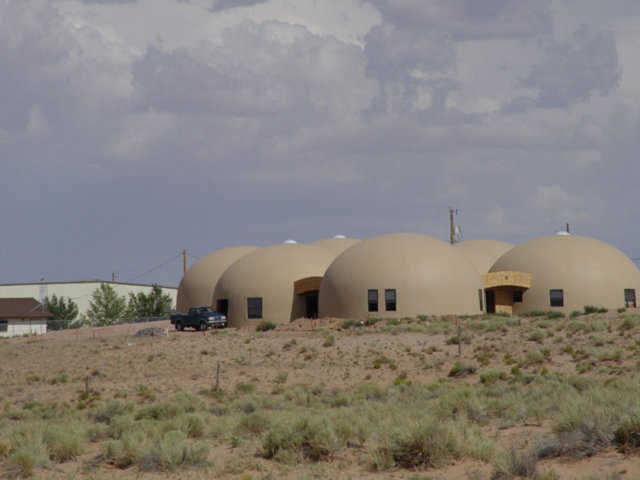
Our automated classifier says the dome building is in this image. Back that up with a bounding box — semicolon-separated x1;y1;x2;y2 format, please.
453;239;514;274
319;233;483;319
212;243;336;327
312;236;360;257
486;235;640;315
176;246;258;312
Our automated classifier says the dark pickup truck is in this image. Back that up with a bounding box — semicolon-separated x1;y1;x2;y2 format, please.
170;306;227;331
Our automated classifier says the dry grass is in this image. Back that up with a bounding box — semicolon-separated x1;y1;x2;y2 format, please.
1;312;640;478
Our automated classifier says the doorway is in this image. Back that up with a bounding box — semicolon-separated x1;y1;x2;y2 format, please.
216;299;229;316
485;290;495;314
305;292;318;319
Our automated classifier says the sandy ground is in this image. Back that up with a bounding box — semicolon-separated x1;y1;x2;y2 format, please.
1;313;640;479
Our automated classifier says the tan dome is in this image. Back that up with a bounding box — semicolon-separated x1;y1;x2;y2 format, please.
453;239;514;273
212;243;335;327
312;237;360;258
319;233;483;319
176;246;258;312
490;235;640;314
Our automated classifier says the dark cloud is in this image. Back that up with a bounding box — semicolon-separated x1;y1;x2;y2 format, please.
0;0;637;286
520;26;620;108
209;0;267;12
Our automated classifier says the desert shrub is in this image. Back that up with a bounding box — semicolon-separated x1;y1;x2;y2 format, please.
103;429;209;471
613;416;640;452
570;310;582;318
238;412;270;434
43;424;84;462
0;437;11;459
6;447;46;479
322;334;335;347
256;321;276;332
179;413;206;439
480;370;508;385
521;311;547;318
353;382;386;401
370;417;460;470
90;400;131;424
448;362;476;378
386;318;401;326
445;334;471;345
527;330;546;343
49;371;69;385
521;351;546;368
617;307;626;314
372;355;396;370
491;447;538;479
135;402;181;421
263;415;339;462
235;382;256;395
584;305;607;315
87;423;111;442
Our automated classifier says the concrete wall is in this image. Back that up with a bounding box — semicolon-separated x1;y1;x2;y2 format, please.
0;282;177;319
0;319;47;338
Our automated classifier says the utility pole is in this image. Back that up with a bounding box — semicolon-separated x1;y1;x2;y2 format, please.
183;249;187;275
566;223;570;234
449;207;457;245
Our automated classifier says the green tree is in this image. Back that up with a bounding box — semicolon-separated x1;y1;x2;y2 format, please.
44;294;79;330
86;283;127;325
127;284;174;318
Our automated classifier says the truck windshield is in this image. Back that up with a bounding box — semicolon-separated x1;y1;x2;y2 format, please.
191;307;213;314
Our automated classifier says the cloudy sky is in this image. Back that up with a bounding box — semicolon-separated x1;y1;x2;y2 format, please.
2;0;639;286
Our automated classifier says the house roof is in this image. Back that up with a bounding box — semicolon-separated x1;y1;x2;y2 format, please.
0;298;51;320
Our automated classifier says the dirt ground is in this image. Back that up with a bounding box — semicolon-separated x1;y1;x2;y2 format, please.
2;313;640;479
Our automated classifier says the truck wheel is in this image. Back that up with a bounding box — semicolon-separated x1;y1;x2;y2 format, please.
175;321;181;331
200;321;207;331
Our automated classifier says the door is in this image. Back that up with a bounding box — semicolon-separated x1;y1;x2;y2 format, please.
485;290;495;314
305;292;319;319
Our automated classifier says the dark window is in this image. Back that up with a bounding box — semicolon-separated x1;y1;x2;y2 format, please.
478;289;484;311
625;289;637;308
550;289;564;307
385;289;397;311
0;320;7;332
513;290;523;303
247;297;262;319
216;299;229;316
368;289;378;312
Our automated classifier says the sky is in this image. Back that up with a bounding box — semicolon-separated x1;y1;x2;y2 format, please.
1;0;640;287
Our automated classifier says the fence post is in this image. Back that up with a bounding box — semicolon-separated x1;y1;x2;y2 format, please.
215;361;220;391
457;318;462;357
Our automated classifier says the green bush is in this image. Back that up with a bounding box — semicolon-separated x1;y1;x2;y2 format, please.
49;372;69;385
527;330;546;343
570;310;582;318
235;382;256;395
256;321;276;332
613;416;640;452
491;448;538;479
263;415;339;462
43;424;84;462
584;305;607;315
448;362;476;378
238;412;270;434
479;370;507;385
322;334;335;347
371;417;460;470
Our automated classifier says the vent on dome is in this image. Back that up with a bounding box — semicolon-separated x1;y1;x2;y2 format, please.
283;239;297;244
334;235;346;239
556;231;571;236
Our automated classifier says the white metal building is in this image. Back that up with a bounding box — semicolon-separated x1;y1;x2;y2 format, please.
0;281;177;319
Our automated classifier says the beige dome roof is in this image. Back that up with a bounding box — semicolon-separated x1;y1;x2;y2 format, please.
176;246;258;312
453;239;514;273
312;237;360;258
319;233;483;319
490;235;640;313
213;243;335;327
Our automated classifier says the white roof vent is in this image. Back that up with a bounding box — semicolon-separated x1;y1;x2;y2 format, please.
283;239;297;244
556;231;571;236
334;235;346;239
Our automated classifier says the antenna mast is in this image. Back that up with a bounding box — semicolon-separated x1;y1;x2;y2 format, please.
449;207;458;244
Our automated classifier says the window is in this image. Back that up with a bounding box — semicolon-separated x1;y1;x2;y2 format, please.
216;299;229;316
478;289;484;311
549;289;564;307
513;290;523;303
247;297;262;319
385;289;397;311
625;289;637;308
368;289;378;312
0;320;7;332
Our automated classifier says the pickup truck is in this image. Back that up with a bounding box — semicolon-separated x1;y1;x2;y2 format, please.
170;306;227;331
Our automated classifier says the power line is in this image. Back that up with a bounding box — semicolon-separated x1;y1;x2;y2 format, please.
129;252;183;282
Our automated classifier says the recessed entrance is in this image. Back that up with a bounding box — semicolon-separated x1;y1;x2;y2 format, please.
485;290;495;314
293;276;323;320
482;271;532;315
